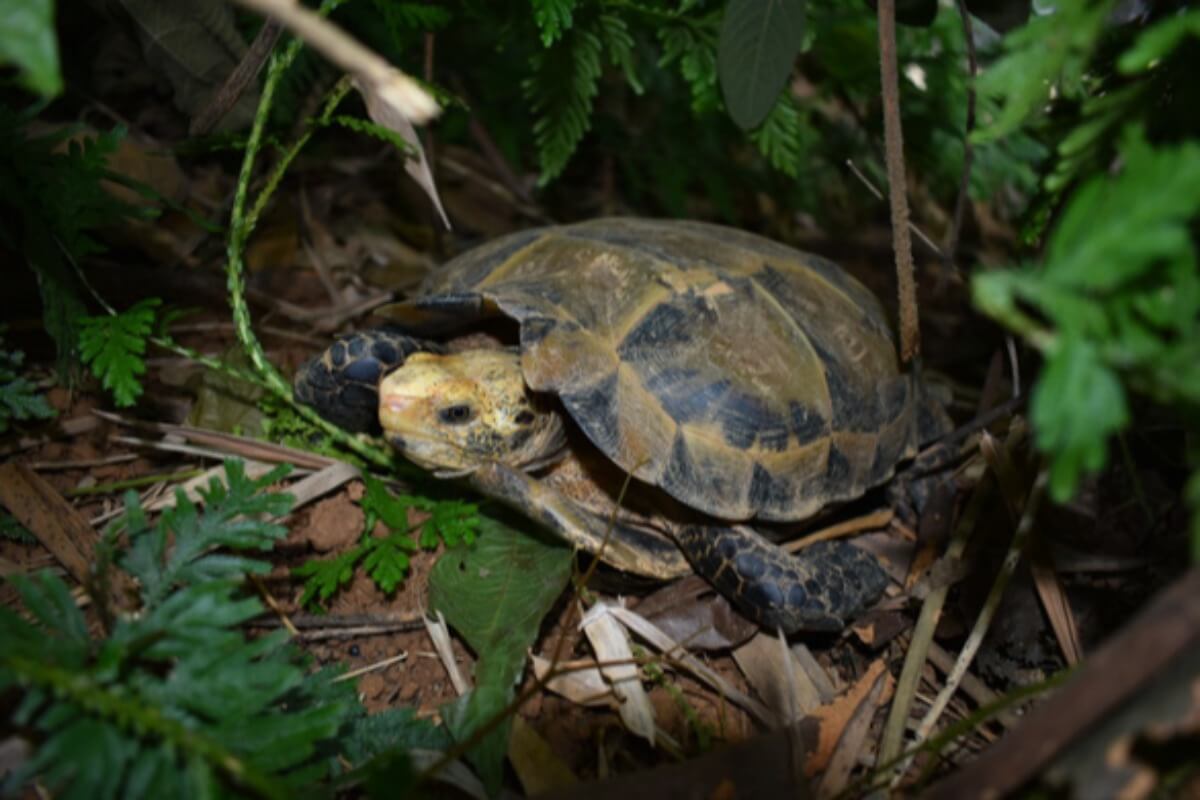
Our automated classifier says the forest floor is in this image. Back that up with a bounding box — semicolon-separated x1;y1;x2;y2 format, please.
2;130;1195;798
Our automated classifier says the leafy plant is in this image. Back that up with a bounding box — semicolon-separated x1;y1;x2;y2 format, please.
78;298;162;408
430;514;573;794
0;109;141;377
717;0;806;130
293;473;481;607
975;127;1200;498
0;0;62;96
972;3;1200;547
0;331;55;433
0;461;362;799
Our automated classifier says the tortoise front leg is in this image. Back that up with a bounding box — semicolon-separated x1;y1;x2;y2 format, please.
469;461;691;580
673;525;888;633
294;328;443;433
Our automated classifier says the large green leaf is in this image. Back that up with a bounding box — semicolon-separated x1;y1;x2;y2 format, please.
0;0;61;96
429;514;572;793
718;0;806;130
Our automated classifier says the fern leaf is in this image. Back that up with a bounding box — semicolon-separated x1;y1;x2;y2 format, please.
78;298;161;408
532;0;577;46
750;94;809;177
658;23;721;113
524;22;604;183
0;341;55;433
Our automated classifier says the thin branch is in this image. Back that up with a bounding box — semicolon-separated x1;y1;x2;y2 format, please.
877;0;920;363
945;0;979;270
191;19;283;135
230;0;439;124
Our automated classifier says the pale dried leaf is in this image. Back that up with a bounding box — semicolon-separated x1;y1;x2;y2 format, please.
282;461;360;509
732;632;824;726
358;78;451;230
531;654;615;708
424;610;470;696
581;601;656;744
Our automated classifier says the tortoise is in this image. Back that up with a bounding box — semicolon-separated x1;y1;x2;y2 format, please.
295;218;944;633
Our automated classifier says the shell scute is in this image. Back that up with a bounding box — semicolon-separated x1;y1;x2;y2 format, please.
394;218;921;521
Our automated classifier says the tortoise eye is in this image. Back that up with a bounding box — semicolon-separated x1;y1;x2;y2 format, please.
514;411;535;426
439;404;474;425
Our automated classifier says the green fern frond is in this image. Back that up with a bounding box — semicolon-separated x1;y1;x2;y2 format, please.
658;22;721;113
78;298;161;408
750;94;810;178
524;22;603;184
0;461;357;800
0;334;55;433
294;474;479;607
531;0;578;46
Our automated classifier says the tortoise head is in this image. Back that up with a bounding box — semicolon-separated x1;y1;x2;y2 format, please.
378;349;566;477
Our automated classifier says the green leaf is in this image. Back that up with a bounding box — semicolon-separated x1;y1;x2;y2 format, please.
78;299;161;408
1032;337;1128;502
1044;130;1200;291
524;19;604;183
413;497;480;549
296;545;363;607
0;339;55;433
120;460;293;609
750;93;810;177
531;0;577;46
0;0;62;96
341;707;453;766
2;460;359;800
361;473;411;532
718;0;806;130
973;0;1112;142
658;21;721;114
361;534;416;593
429;514;572;794
1118;8;1200;74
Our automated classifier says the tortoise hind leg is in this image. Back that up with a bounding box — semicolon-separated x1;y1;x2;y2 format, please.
294;328;442;433
673;526;888;633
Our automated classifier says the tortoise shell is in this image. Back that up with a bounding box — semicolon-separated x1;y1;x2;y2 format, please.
381;218;920;523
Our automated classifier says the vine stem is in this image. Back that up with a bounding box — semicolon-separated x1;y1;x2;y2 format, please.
221;13;393;471
877;0;920;363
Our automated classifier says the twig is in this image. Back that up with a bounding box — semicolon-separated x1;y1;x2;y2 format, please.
876;0;920;363
784;508;893;552
924;567;1200;799
333;651;409;682
31;454;138;470
191;19;284;135
220;35;394;470
230;0;438;124
899;470;1047;783
944;0;978;270
877;472;995;774
845;159;944;259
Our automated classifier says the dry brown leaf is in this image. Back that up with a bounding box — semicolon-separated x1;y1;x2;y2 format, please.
806;660;892;777
0;463;101;586
508;717;579;796
817;668;892;798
